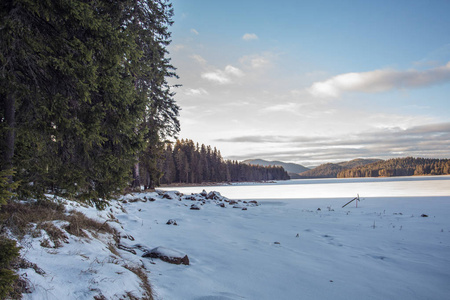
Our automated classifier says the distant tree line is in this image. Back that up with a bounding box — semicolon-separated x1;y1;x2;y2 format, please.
140;139;290;187
337;157;450;178
295;159;382;179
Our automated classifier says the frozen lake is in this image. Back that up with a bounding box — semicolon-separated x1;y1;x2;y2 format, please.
150;176;450;299
162;175;450;199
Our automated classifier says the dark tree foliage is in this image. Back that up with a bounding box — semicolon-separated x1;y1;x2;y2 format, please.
0;169;18;206
152;139;290;185
337;157;450;178
0;237;20;299
1;0;179;205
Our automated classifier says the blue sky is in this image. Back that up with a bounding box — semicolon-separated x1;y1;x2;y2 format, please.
168;0;450;166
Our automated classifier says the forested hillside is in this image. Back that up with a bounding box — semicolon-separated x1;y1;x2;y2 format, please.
297;159;381;178
337;157;450;178
150;140;290;186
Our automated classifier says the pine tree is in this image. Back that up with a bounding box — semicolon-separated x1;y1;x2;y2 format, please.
1;0;179;205
160;144;176;184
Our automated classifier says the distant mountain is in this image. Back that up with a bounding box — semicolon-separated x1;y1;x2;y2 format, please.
297;163;345;178
297;158;383;179
242;159;310;174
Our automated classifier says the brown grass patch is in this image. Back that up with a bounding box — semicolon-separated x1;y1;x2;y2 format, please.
63;210;114;238
0;200;65;238
36;222;68;248
123;263;154;300
0;200;115;242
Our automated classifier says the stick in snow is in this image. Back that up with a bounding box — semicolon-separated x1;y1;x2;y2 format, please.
342;194;360;208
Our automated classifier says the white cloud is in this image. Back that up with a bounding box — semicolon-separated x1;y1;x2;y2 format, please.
219;122;450;165
250;57;269;68
224;65;244;77
190;28;199;35
201;65;244;84
308;62;450;98
242;33;258;41
262;102;299;113
190;54;207;65
239;53;273;69
201;72;230;84
184;88;209;96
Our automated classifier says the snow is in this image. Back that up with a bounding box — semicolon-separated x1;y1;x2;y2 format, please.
148;246;186;259
17;175;450;299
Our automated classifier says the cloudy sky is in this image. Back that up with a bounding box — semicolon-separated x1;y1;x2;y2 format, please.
167;0;450;167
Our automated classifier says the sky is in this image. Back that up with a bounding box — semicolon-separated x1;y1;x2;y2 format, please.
167;0;450;167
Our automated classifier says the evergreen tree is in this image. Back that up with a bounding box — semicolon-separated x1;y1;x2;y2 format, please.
1;0;179;205
154;139;290;184
160;144;176;184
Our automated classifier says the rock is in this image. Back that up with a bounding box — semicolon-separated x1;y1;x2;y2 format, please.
142;246;189;265
242;207;247;211
229;200;238;205
274;242;281;245
190;204;201;210
200;189;208;197
421;214;428;217
207;191;223;200
122;234;135;241
218;203;226;208
166;219;178;225
162;193;172;199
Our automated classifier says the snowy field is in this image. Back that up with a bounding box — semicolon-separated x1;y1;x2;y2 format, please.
143;176;450;299
20;176;450;299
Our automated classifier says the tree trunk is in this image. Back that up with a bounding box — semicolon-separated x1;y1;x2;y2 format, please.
3;93;15;172
132;159;140;189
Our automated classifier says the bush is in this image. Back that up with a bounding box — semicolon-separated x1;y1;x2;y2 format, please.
0;169;19;206
0;237;21;299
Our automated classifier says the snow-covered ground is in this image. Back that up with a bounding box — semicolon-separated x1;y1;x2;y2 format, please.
18;176;450;299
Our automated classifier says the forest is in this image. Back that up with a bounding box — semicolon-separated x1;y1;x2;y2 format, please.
142;139;290;187
337;157;450;178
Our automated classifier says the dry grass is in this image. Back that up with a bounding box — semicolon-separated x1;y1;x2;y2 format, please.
0;200;115;242
36;222;68;248
63;210;115;238
123;263;154;300
0;200;65;238
107;242;120;257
